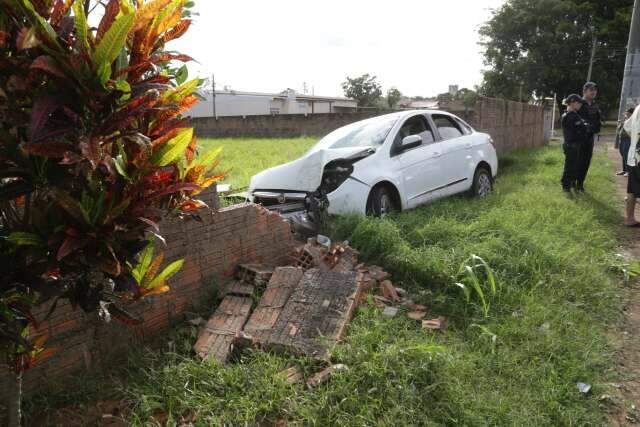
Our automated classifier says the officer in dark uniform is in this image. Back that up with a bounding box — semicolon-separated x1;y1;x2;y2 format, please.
576;81;602;192
561;94;590;192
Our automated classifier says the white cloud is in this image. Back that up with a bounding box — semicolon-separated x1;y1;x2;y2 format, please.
171;0;506;97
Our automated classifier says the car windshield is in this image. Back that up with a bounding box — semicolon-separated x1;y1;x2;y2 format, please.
309;114;401;151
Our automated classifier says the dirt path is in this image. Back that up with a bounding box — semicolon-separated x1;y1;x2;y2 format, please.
604;141;640;425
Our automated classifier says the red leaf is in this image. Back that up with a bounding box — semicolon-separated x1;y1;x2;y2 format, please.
113;61;153;79
180;199;207;211
146;169;175;184
162;19;191;43
31;55;65;78
96;0;120;43
185;136;197;165
150;127;179;148
31;0;51;18
0;31;9;48
29;97;72;143
22;141;72;157
51;0;74;26
149;117;189;138
59;151;83;165
100;92;160;134
150;52;193;64
150;183;201;199
79;138;101;168
57;234;83;260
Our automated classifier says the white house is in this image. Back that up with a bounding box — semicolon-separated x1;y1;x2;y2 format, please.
187;88;358;118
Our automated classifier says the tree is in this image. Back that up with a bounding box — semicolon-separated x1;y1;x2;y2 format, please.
341;74;382;107
480;0;633;113
386;87;402;109
0;1;224;425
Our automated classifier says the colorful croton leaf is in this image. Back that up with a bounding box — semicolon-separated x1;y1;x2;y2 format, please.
0;0;224;373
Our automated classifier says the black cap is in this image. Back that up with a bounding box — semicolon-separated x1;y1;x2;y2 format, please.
583;81;598;91
564;94;583;105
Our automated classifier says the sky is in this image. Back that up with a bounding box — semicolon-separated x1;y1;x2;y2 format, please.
171;0;507;98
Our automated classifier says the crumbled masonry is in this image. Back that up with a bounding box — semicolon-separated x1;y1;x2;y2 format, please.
194;235;439;364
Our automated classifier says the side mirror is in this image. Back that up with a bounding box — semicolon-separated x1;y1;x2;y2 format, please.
401;134;422;151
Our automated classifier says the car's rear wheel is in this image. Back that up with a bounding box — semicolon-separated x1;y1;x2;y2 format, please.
471;166;493;197
367;185;399;217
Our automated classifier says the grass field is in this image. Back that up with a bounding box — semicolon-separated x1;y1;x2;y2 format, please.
199;137;317;191
26;142;626;425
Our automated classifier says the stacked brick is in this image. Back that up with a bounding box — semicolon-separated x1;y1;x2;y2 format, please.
195;240;365;363
0;190;296;399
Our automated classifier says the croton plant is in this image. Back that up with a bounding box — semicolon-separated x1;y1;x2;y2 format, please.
0;0;223;381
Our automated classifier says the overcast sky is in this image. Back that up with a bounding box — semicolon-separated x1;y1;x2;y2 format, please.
171;0;506;98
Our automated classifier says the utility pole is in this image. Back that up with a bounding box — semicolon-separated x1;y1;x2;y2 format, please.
518;83;523;102
587;33;598;82
618;0;640;121
551;92;557;138
211;73;216;118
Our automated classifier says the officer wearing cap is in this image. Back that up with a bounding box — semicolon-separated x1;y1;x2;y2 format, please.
576;81;602;192
561;94;590;192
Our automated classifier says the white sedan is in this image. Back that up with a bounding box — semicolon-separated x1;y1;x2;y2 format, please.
249;110;498;217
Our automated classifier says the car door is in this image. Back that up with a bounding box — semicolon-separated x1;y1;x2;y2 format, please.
430;114;474;196
389;114;447;208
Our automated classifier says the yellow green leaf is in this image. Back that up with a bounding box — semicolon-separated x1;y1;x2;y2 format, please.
7;232;43;247
146;259;184;290
72;1;90;51
152;128;193;166
194;145;222;170
93;11;135;71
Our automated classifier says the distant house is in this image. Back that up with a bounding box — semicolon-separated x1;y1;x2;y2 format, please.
187;88;358;118
398;98;440;110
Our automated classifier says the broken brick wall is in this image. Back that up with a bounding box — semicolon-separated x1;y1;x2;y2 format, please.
191;97;550;154
0;187;296;400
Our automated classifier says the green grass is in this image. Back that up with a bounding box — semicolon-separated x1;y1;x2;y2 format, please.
199;137;317;191
25;143;626;426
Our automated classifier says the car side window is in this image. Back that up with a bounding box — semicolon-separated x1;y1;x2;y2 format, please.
454;117;473;135
394;115;435;147
432;115;464;140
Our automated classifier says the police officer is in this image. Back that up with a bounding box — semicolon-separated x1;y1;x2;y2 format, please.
561;94;590;193
576;81;602;192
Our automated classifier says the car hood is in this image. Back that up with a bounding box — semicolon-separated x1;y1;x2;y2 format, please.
250;146;373;192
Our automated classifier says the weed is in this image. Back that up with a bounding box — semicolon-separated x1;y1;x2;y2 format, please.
455;254;497;317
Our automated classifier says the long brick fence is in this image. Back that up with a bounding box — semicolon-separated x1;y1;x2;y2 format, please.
191;97;550;154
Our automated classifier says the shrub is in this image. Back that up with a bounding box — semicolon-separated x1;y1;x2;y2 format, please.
0;0;222;424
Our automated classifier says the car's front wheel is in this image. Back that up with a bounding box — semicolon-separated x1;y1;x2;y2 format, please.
367;185;399;217
471;166;493;197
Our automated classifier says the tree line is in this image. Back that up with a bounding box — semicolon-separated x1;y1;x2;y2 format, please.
479;0;633;115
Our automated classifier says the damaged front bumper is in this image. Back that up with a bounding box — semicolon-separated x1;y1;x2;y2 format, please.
250;147;375;234
252;191;308;215
252;189;329;237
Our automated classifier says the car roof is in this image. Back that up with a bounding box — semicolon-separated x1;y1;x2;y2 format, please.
392;109;457;119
